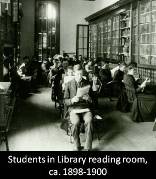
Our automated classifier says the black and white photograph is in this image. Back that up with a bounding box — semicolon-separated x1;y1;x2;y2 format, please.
0;0;156;153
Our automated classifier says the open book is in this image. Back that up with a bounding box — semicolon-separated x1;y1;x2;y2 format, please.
76;85;90;98
140;78;151;92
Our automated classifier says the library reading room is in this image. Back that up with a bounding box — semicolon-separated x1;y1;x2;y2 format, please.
0;0;156;151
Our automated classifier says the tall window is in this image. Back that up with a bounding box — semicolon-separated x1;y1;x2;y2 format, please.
35;0;60;61
76;24;88;59
89;24;97;60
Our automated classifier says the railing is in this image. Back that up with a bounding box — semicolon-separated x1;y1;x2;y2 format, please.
0;83;16;151
137;67;156;85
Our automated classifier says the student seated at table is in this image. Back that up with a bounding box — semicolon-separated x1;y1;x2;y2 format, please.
99;61;112;83
85;60;94;73
16;57;32;97
111;62;126;96
49;59;59;85
17;56;31;77
113;62;126;83
62;66;74;91
121;64;156;122
49;59;64;106
99;60;112;97
88;71;102;108
111;64;120;78
73;64;81;73
123;64;150;95
64;68;93;151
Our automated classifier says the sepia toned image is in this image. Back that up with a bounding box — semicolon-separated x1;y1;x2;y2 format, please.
0;0;156;152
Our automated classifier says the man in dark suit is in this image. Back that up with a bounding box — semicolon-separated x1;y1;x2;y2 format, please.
64;69;93;151
99;61;112;84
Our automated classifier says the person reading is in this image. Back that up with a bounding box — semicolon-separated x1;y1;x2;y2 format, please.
62;66;74;91
122;64;155;122
64;69;93;151
123;64;150;94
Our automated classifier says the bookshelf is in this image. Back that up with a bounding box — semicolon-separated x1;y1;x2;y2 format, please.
139;0;151;66
86;0;156;84
137;0;156;84
107;19;112;59
138;0;156;67
88;25;91;60
151;0;156;66
103;20;108;59
89;24;97;60
132;2;139;64
119;9;131;64
102;19;112;59
97;22;104;58
111;15;119;61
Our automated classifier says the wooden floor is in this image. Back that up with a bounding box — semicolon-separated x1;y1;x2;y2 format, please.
0;87;156;151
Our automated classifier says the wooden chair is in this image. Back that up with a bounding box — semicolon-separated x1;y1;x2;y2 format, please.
61;107;102;144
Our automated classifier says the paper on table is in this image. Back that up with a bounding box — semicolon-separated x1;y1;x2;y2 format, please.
76;85;90;98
